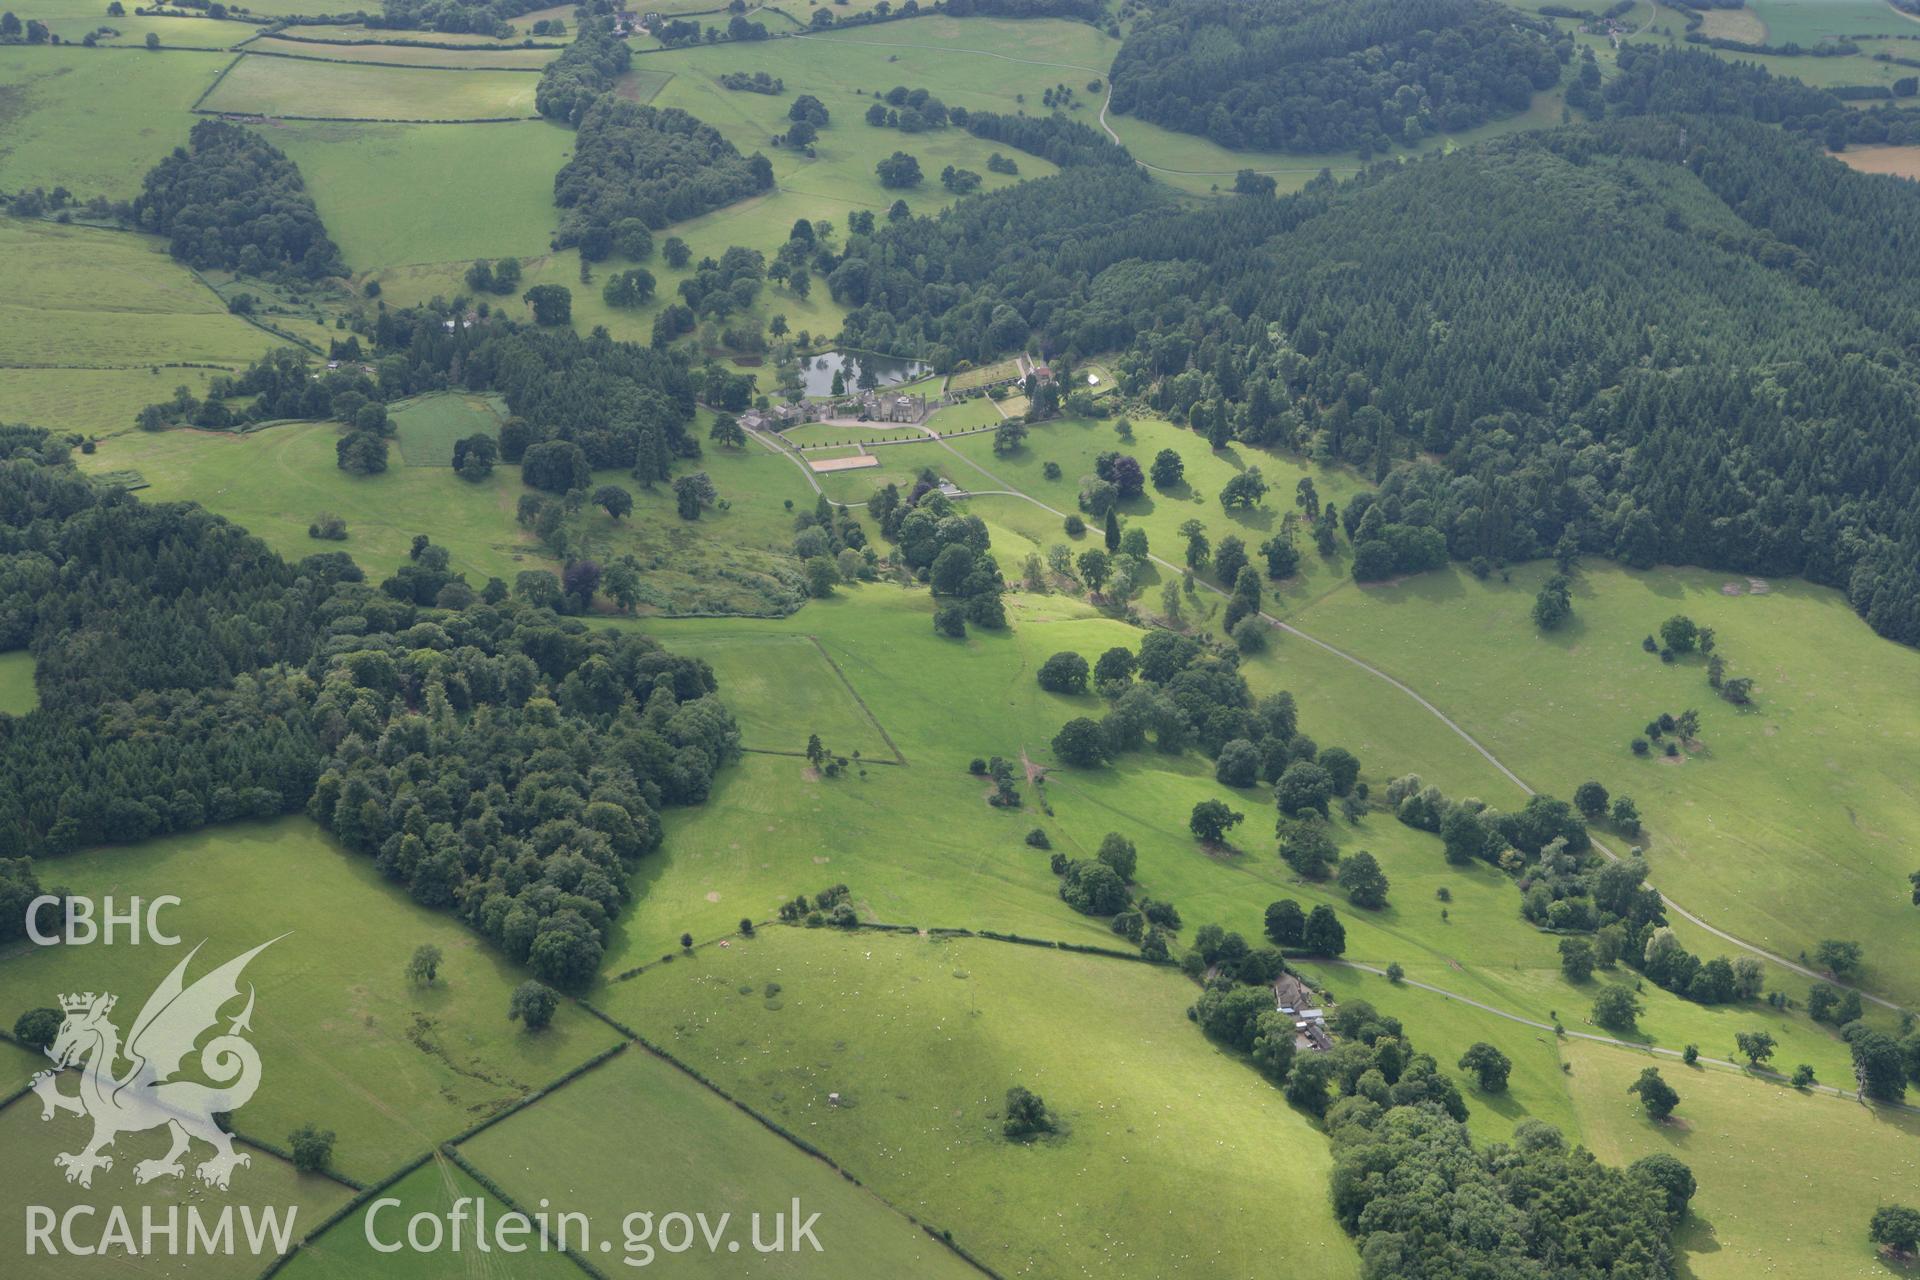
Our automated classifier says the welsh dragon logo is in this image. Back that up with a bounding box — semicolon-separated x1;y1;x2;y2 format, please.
30;938;280;1191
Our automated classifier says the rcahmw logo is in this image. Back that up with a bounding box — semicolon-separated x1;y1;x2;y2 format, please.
24;937;302;1260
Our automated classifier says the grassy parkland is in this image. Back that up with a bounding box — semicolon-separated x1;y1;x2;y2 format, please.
0;46;229;198
0;219;286;369
0;819;623;1182
458;1041;983;1277
200;56;543;120
602;927;1358;1279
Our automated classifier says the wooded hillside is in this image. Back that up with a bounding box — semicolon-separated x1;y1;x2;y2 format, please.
1108;0;1562;153
832;109;1920;645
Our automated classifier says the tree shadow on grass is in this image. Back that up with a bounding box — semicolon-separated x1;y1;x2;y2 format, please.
1348;564;1473;608
1225;505;1275;534
1674;1214;1723;1279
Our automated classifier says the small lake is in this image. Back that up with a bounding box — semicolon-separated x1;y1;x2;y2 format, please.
798;350;930;398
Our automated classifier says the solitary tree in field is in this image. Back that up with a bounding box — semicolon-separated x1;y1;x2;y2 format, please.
289;1124;335;1173
509;981;559;1032
1627;1067;1680;1121
1002;1086;1056;1139
1274;760;1333;818
1532;574;1573;630
1189;799;1244;845
875;150;923;188
593;484;633;523
603;558;641;613
1052;717;1108;767
1179;519;1209;570
1151;449;1184;490
1458;1042;1512;1093
1559;937;1595;982
1845;1023;1908;1102
673;472;716;520
12;1007;60;1051
1592;985;1642;1033
1076;548;1111;597
1264;899;1305;947
1659;615;1699;654
1871;1205;1920;1258
405;944;442;986
523;284;572;326
1814;939;1864;977
1301;904;1345;956
1734;1030;1776;1068
1036;650;1089;695
1573;781;1609;822
1336;850;1389;909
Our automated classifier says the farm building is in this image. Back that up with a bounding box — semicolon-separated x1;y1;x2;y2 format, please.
1274;973;1332;1052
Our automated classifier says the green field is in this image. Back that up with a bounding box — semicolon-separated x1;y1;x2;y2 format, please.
279;1156;583;1280
1285;559;1920;1009
0;366;224;436
76;420;543;587
780;423;926;448
460;1043;982;1277
924;397;1004;433
0;819;623;1181
0;46;229;198
0;651;37;716
390;391;505;466
614;584;1854;1074
612;64;676;102
604;927;1360;1279
651;630;895;758
200;56;541;120
0;218;291;370
943;413;1368;593
34;4;257;48
1566;1039;1920;1279
1746;0;1920;43
281;17;574;43
244;39;562;69
74;413;816;614
366;18;1085;345
946;357;1023;392
0;1097;353;1280
272;120;569;270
